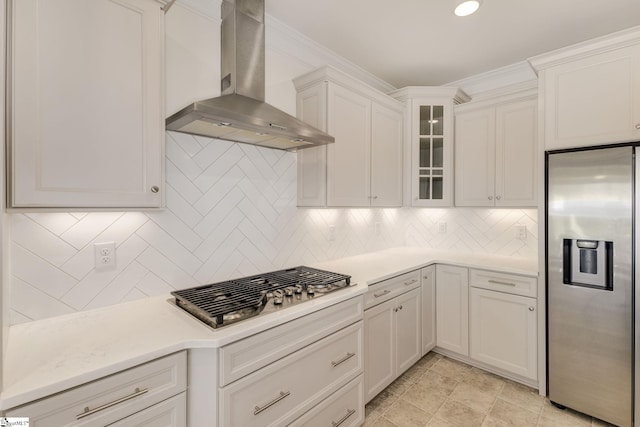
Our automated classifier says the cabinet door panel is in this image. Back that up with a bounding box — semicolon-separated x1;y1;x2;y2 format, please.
543;44;640;149
296;85;328;207
470;287;537;380
436;265;469;356
421;266;436;355
326;84;371;206
454;109;495;207
495;99;537;206
395;288;421;374
364;299;395;403
10;0;163;207
371;104;403;207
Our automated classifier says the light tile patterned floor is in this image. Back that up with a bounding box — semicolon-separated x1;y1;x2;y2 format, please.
364;353;616;427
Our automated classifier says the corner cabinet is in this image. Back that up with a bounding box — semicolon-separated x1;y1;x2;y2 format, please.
435;265;469;356
530;29;640;150
390;87;469;207
454;84;537;207
8;0;167;208
294;66;403;207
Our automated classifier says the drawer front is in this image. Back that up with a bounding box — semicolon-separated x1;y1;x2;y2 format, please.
6;352;187;427
469;269;537;298
220;296;363;386
364;270;420;309
291;375;364;427
220;321;363;427
107;393;186;427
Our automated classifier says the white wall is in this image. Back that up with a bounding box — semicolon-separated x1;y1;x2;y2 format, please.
7;2;538;324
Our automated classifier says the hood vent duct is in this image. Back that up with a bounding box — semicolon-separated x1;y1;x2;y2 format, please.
166;0;334;151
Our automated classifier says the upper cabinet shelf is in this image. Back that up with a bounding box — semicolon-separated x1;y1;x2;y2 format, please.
7;0;166;209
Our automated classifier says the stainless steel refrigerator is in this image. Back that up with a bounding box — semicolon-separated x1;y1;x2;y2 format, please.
547;145;635;427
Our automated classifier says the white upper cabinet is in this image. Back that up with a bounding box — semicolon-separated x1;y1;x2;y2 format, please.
455;85;537;207
390;87;469;207
530;28;640;150
294;66;404;207
8;0;166;208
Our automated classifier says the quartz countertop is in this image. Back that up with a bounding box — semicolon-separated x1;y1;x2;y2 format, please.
1;247;537;410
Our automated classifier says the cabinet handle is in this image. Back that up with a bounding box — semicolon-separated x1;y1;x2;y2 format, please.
404;279;418;286
496;195;502;200
76;387;148;420
331;352;356;367
488;196;493;200
636;124;640;129
399;305;403;310
254;391;291;415
151;186;160;193
374;290;391;298
332;409;357;427
488;279;516;287
529;306;535;311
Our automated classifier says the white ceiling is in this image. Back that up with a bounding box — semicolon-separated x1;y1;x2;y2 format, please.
265;0;640;88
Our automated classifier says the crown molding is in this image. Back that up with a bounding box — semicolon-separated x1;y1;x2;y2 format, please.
175;0;221;21
389;86;471;105
529;25;640;72
446;61;537;97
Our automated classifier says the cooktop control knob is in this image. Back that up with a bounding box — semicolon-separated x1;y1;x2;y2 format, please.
273;289;284;305
284;287;294;297
307;286;315;296
294;284;303;294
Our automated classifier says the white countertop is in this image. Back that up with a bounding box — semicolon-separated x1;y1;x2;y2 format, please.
1;247;537;410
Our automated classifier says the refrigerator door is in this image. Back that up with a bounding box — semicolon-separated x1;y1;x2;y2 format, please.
547;146;633;427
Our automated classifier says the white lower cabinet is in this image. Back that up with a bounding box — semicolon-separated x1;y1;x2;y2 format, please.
469;280;538;381
5;352;187;427
364;271;421;403
435;265;469;356
421;265;436;355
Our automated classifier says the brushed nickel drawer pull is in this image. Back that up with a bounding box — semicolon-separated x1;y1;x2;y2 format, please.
373;289;391;298
404;279;418;286
76;387;148;420
332;408;356;426
254;391;290;415
488;279;516;287
331;352;356;367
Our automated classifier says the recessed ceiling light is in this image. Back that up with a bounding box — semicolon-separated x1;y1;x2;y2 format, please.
454;0;481;16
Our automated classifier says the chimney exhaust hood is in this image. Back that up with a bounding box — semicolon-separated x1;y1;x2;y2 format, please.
166;0;334;151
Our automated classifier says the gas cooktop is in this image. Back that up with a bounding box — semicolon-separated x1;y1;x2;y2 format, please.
171;266;352;329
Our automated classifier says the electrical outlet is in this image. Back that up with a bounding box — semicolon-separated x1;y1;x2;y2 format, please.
438;222;447;234
515;225;527;240
374;222;381;235
328;225;336;241
94;242;116;270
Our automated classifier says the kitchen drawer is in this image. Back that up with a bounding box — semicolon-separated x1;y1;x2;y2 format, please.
220;296;363;386
219;321;363;427
469;269;537;298
107;393;186;426
5;351;187;427
291;375;364;427
364;270;421;309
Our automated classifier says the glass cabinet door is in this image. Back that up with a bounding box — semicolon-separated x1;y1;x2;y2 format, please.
418;105;445;201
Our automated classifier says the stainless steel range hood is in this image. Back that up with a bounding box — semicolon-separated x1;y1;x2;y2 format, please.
166;0;334;151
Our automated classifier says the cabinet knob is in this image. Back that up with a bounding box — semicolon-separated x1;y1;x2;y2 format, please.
496;195;502;200
488;196;493;200
151;186;160;193
529;306;535;311
635;124;640;130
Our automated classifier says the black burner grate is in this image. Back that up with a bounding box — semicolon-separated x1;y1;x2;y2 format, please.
171;266;350;328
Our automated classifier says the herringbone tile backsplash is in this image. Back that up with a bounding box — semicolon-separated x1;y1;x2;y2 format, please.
9;132;538;324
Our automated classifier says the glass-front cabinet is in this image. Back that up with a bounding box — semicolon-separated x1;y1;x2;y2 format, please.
391;87;469;207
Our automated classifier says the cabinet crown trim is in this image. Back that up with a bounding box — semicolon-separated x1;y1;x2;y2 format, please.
529;24;640;72
293;65;403;112
389;86;470;104
455;82;537;113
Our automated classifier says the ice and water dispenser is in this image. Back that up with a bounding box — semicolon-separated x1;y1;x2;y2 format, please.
562;239;613;290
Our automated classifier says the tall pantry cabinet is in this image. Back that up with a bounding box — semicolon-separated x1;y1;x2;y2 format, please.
294;66;404;207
